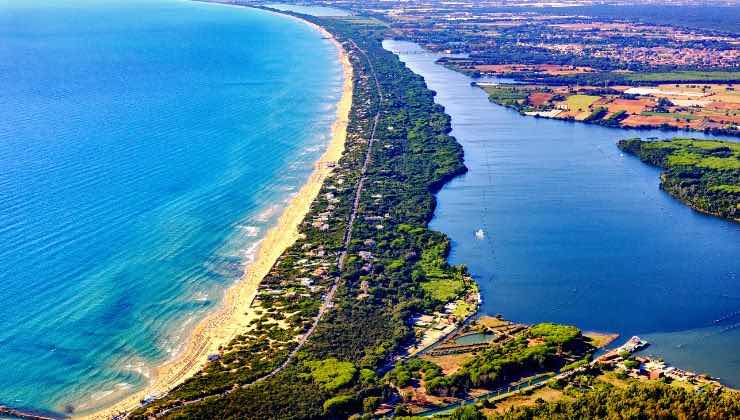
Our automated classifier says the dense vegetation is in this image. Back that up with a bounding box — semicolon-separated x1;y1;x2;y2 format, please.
468;68;740;88
480;85;529;109
453;381;740;419
618;138;740;221
539;5;740;35
388;323;591;398
627;71;740;82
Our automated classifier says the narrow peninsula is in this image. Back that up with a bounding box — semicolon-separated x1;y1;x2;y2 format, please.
94;5;740;420
618;138;740;221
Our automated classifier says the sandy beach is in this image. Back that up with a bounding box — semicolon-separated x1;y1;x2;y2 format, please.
82;10;353;419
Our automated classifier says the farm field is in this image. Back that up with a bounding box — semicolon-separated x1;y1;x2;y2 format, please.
565;94;601;112
474;64;596;76
627;71;740;82
477;82;739;136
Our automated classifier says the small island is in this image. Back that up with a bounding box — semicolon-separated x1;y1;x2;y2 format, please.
618;137;740;222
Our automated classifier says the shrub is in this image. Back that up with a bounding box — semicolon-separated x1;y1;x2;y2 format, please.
323;394;355;416
305;358;357;391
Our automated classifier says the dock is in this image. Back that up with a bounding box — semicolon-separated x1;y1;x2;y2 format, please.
0;405;62;420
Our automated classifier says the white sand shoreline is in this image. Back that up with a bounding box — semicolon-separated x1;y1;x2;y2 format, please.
80;6;353;419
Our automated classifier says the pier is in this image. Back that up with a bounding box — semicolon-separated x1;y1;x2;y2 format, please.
0;405;61;420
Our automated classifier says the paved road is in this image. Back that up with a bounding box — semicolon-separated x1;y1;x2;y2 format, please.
256;36;384;384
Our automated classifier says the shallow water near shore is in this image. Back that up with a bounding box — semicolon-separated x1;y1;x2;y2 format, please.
0;0;342;413
385;40;740;386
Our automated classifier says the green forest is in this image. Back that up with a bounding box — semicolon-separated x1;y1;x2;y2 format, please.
403;380;740;419
440;381;740;419
618;138;740;221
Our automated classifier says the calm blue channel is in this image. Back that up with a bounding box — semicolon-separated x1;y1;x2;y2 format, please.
386;40;740;387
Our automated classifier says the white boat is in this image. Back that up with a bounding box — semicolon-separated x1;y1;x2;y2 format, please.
475;229;485;240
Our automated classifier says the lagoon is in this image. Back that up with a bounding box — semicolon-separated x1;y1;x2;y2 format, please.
385;40;740;387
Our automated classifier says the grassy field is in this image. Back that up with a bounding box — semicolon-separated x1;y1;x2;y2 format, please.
453;300;474;318
583;332;619;348
338;16;387;26
482;85;530;107
641;111;700;120
418;240;469;302
483;386;565;415
648;139;740;170
421;278;465;301
710;184;740;193
628;71;740;82
565;94;600;111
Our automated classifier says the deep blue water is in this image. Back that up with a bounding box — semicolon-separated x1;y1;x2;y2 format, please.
385;40;740;387
0;0;342;413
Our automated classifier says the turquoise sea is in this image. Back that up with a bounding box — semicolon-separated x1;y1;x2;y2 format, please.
0;0;343;414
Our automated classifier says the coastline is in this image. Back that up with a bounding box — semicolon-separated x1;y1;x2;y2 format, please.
81;9;353;419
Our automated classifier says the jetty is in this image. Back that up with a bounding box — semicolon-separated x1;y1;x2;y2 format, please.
0;405;61;420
